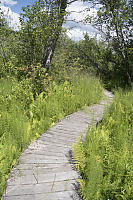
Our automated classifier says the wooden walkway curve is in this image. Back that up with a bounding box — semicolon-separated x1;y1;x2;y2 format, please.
2;90;114;200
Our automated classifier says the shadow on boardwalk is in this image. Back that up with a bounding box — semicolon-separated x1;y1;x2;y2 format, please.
2;90;114;200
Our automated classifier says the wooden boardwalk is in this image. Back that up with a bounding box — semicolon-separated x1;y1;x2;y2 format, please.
2;90;114;200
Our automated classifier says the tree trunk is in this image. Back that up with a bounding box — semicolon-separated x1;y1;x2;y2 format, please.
42;0;68;72
0;40;6;67
114;16;132;86
119;27;132;86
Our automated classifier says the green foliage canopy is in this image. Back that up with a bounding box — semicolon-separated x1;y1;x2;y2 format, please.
86;0;133;86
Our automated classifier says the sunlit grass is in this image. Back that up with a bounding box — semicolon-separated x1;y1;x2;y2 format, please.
0;75;103;197
73;90;133;200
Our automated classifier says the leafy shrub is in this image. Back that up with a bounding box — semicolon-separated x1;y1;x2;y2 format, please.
29;76;103;139
16;64;48;95
73;90;133;200
0;78;32;194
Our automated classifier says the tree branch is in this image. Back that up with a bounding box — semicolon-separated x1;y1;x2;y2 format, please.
67;0;78;5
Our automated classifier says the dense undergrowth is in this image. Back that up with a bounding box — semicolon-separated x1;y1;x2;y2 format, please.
0;75;103;197
73;90;133;200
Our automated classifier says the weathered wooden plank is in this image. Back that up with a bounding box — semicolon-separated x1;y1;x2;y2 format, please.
40;138;76;146
5;180;78;196
7;171;78;186
19;154;68;163
40;134;77;142
2;191;78;200
10;165;73;177
27;141;71;152
43;130;79;139
22;150;65;157
38;138;74;147
45;130;83;137
50;125;86;133
23;149;66;157
15;163;74;170
19;158;69;164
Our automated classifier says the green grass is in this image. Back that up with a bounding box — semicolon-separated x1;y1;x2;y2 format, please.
73;90;133;200
0;75;103;197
